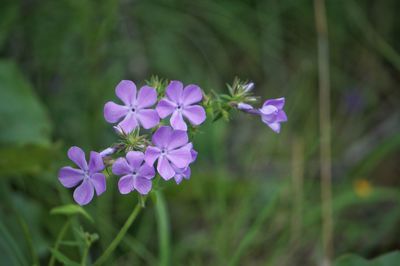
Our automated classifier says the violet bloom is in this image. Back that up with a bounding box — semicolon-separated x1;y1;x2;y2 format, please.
145;126;192;180
58;147;106;206
259;97;287;133
171;143;198;184
112;151;155;195
104;80;160;133
156;81;206;131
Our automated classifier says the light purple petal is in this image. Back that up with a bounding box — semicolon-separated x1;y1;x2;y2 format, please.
73;179;94;206
174;174;184;184
144;146;161;166
137;109;160;129
170;111;187;131
166;80;183;103
137;86;157;108
67;146;88;171
156;99;176;118
152;126;173;148
166;147;191;168
168;130;188;149
265;121;281;133
183;167;191;179
263;97;285;110
58;167;84;188
126;151;144;170
138;164;156;180
88;152;104;174
157;156;175;180
276;110;287;122
237;102;253;111
104;102;129;123
134;177;152;195
191;148;198;163
116;80;137;106
182;84;202;105
182;105;206;126
118;175;134;194
118;112;138;133
90;173;106;195
112;158;132;176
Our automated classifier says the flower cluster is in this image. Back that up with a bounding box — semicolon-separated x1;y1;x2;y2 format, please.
58;79;286;205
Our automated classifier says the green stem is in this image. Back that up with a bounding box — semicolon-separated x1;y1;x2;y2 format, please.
93;201;143;266
81;244;90;266
154;191;170;266
49;219;71;266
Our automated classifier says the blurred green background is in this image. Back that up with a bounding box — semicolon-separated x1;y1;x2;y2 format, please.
0;0;399;265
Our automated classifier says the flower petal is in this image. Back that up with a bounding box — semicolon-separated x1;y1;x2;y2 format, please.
170;111;187;131
68;146;88;171
126;151;144;170
152;126;173;148
137;109;160;129
182;105;206;126
112;158;132;175
118;112;138;133
167;130;188;149
156;99;176;118
58;167;84;188
137;86;157;108
144;146;161;166
174;174;184;184
91;173;106;196
104;102;129;123
166;147;191;168
276;110;288;122
182;84;203;105
264;121;281;133
237;102;253;111
138;164;156;180
134;177;152;195
157;156;175;180
166;80;183;103
116;80;137;106
118;175;134;194
263;97;285;110
88;151;104;174
73;179;94;206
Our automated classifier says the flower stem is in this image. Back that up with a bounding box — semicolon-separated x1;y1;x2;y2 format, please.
48;219;71;266
93;201;143;266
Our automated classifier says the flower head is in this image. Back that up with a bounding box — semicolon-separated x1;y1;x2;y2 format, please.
112;151;155;195
259;97;287;133
58;147;106;205
144;126;192;180
171;143;198;184
156;81;206;131
104;80;160;133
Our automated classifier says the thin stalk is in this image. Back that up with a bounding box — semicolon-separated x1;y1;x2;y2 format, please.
49;219;71;266
314;0;333;265
81;244;90;266
154;191;170;266
93;201;143;266
18;215;40;266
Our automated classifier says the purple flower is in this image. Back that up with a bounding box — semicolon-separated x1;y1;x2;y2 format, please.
104;80;160;133
259;98;287;133
156;81;206;131
145;126;192;180
58;147;106;206
112;151;155;195
171;143;198;184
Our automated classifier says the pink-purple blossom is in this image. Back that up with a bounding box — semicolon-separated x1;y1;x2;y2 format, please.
145;126;192;180
104;80;160;133
112;151;155;195
58;146;106;205
172;143;198;184
156;81;206;131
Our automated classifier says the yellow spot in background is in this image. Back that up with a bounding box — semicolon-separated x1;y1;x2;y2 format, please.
353;179;372;198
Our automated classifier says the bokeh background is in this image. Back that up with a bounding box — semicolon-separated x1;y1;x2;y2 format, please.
0;0;399;265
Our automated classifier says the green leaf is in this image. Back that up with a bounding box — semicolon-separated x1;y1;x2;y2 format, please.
0;60;52;146
50;249;80;266
335;254;368;266
334;251;400;266
50;204;94;223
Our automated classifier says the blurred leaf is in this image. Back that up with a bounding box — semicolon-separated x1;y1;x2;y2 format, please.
335;254;368;266
50;204;94;223
334;251;400;266
0;60;52;146
49;249;80;266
